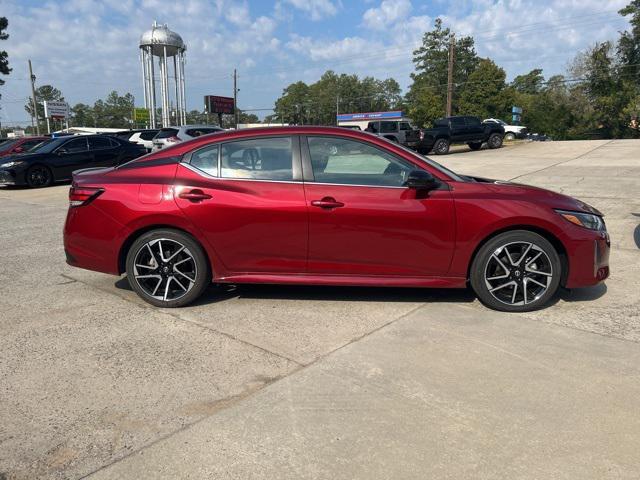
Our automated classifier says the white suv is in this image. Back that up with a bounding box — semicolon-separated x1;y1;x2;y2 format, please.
152;125;224;151
483;118;527;140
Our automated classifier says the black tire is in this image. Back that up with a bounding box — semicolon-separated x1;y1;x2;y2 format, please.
504;132;516;141
26;165;53;188
468;142;482;151
487;133;503;149
470;230;562;312
433;138;450;155
126;229;210;308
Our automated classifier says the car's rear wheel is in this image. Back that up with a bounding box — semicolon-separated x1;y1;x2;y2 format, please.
487;133;504;149
126;229;210;307
433;138;450;155
26;165;52;188
468;142;482;150
470;230;562;312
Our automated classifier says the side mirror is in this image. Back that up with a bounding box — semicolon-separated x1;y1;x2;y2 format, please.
404;170;440;190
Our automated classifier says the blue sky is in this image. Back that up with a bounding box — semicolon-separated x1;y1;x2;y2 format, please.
0;0;631;126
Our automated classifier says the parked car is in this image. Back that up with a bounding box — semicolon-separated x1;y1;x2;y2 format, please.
129;129;160;152
152;125;224;151
365;120;422;149
63;126;609;312
484;118;527;140
0;136;49;158
418;116;505;154
0;134;146;187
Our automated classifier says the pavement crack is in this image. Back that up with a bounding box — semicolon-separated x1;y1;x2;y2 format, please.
508;140;614;181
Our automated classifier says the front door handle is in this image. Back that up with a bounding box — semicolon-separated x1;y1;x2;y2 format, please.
311;197;344;209
178;189;212;202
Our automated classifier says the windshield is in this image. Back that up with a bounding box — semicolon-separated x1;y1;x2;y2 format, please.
29;137;68;153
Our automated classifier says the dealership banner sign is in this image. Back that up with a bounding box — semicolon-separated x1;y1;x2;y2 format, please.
337;111;404;122
205;95;235;115
44;101;69;119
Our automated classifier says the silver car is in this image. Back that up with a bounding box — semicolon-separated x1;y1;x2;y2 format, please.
152;125;224;151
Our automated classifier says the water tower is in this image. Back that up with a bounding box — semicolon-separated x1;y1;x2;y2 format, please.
139;22;187;128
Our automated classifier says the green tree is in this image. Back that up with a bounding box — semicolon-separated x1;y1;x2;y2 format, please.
0;17;10;87
91;91;135;128
458;59;510;119
70;103;94;127
406;18;480;126
511;69;544;94
24;85;65;119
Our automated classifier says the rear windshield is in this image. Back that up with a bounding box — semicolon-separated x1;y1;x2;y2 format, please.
140;130;159;140
156;128;179;139
0;139;20;152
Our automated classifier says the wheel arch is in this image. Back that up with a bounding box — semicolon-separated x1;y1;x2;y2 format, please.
118;224;213;277
466;225;569;287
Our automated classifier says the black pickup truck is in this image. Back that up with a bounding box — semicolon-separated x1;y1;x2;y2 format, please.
417;115;505;155
365;120;422;149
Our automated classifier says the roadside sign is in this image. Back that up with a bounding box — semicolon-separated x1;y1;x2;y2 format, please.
205;95;235;115
133;107;150;122
44;101;69;119
512;106;523;124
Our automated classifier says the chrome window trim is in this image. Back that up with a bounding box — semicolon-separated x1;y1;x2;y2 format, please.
178;162;412;189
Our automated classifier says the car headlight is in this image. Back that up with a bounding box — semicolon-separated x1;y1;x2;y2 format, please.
0;160;26;169
556;209;605;231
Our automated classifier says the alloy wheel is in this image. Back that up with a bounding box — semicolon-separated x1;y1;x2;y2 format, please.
132;238;197;302
484;241;553;306
27;166;51;187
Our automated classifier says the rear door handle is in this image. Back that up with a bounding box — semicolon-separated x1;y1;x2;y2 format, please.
178;189;212;202
311;197;344;209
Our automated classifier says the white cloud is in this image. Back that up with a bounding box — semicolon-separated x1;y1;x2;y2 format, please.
363;0;412;30
281;0;339;21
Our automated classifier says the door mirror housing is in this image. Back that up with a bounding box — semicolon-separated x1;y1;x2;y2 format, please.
404;170;440;190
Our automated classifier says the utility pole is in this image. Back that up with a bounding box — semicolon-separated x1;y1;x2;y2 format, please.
28;59;40;135
335;94;339;125
233;68;238;129
446;34;455;117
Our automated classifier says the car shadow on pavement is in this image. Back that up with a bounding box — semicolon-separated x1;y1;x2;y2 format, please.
632;213;640;249
556;283;608;303
194;284;478;306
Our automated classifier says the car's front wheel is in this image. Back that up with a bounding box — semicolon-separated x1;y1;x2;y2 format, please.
26;165;52;188
504;132;516;141
470;230;562;312
126;229;210;307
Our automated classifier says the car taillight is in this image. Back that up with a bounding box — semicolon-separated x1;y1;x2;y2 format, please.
166;136;181;143
419;130;425;141
69;186;103;207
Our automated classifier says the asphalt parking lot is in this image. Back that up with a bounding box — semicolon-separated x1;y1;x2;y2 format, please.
1;139;639;479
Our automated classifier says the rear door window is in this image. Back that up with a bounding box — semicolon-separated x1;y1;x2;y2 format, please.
399;122;412;131
380;122;398;133
221;137;293;181
465;117;481;126
156;128;179;139
189;144;219;177
88;137;115;151
140;130;159;140
450;117;466;127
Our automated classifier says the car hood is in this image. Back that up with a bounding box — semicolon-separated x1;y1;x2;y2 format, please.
469;176;603;216
0;152;47;164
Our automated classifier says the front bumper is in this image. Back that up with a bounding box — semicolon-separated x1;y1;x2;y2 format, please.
0;168;21;185
565;229;610;288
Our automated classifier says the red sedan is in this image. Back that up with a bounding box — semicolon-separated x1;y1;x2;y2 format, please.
0;136;48;157
63;126;609;312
